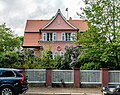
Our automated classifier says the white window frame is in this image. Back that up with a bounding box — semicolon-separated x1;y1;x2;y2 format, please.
54;51;58;59
61;32;65;41
71;33;76;41
66;33;71;41
52;32;56;41
42;33;47;41
60;51;64;58
47;33;53;41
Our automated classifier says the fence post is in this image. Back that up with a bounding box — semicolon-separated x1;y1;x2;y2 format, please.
101;68;108;87
74;68;80;88
46;68;52;87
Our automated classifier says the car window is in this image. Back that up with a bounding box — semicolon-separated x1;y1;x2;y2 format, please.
108;86;116;88
2;71;15;77
0;72;2;77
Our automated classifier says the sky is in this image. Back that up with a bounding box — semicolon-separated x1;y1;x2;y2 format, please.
0;0;85;36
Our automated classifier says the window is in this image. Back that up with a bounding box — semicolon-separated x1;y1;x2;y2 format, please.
60;51;64;58
2;71;15;77
71;33;76;41
54;52;58;59
43;33;47;41
61;32;76;41
62;32;65;41
52;32;56;41
66;33;71;41
43;32;56;41
47;33;52;41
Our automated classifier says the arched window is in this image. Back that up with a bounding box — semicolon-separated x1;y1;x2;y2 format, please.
52;32;56;41
61;32;65;41
54;52;58;59
60;51;64;58
42;33;47;41
71;33;76;41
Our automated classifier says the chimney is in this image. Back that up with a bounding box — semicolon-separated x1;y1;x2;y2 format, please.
69;17;72;20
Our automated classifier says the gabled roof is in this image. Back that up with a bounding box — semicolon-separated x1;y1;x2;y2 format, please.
23;9;89;47
24;20;88;32
41;9;78;30
25;20;49;32
69;20;88;31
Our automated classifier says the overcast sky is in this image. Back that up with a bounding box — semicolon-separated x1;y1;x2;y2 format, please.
0;0;85;36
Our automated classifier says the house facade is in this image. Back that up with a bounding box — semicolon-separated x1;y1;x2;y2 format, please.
23;9;88;58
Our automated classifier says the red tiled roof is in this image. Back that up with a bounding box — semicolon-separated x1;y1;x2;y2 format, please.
23;19;88;47
69;20;88;31
25;20;49;32
23;9;89;47
24;20;88;32
23;33;41;46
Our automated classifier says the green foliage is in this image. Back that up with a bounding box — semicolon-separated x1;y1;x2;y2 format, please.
37;51;58;69
0;23;23;68
80;62;102;70
77;0;120;70
0;24;23;53
0;51;18;68
60;46;82;69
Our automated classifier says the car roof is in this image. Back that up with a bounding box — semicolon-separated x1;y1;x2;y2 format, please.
107;85;119;88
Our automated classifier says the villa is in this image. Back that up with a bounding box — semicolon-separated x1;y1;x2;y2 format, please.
23;9;88;58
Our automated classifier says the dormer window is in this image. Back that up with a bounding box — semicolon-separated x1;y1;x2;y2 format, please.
43;33;47;41
62;32;65;41
66;33;71;41
61;32;76;41
71;33;76;41
47;33;52;41
53;32;56;41
42;32;56;41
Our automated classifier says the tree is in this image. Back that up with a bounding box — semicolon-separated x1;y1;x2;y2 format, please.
38;50;58;69
0;23;23;53
77;0;120;69
0;51;18;68
0;23;23;68
60;46;82;69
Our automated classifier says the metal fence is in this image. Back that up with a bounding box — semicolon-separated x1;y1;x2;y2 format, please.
24;69;120;85
52;70;74;83
109;70;120;85
80;70;101;84
25;69;46;83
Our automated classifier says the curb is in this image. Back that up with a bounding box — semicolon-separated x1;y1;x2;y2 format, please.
26;92;86;95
